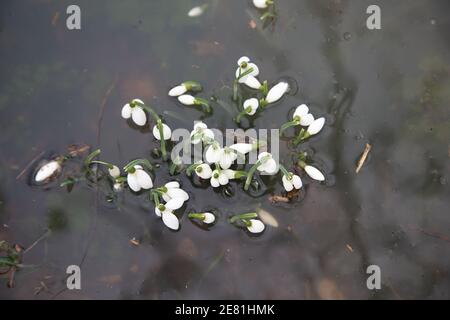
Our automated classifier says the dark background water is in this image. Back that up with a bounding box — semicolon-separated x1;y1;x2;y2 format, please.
0;0;449;299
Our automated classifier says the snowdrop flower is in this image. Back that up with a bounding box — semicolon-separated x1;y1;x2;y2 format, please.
256;152;278;174
121;99;147;126
160;181;189;203
168;81;202;97
34;160;62;183
235;56;259;84
265;81;289;104
205;143;223;164
243;98;259;115
293;104;315;126
304;165;325;181
188;5;206;17
152;123;172;140
247;219;265;233
210;169;230;188
219;147;237;170
113;182;123;192
126;165;153;192
178;94;196;106
190;121;214;144
307;117;326;136
155;207;180;230
282;173;303;192
108;165;121;178
253;0;271;9
229;143;254;155
195;163;213;179
188;212;216;224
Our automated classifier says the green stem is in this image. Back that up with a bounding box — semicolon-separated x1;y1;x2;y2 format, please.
188;213;205;220
84;149;101;166
89;160;114;169
229;212;258;224
244;156;269;191
194;98;211;113
235;110;248;123
278;164;291;178
124;159;153;172
156;119;167;160
280;119;300;135
152;192;160;206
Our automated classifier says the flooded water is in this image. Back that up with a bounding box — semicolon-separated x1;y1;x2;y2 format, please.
1;0;449;299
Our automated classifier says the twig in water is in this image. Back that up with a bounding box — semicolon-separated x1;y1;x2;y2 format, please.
355;143;372;173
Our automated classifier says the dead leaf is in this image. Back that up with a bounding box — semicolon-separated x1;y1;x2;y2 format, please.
258;208;279;227
249;19;257;29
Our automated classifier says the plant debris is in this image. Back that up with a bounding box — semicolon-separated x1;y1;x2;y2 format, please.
355;143;372;173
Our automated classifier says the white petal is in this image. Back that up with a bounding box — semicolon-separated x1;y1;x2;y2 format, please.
193;121;207;130
203;129;215;141
237;56;250;66
205;145;223;163
247;219;265;233
165;181;180;189
165;198;184;210
155;207;162;217
121;104;132;119
162;193;172;202
253;0;268;9
222;169;236;179
305;165;325;181
300;113;315;126
178;94;196;105
132;98;144;105
35;161;61;182
135;169;153;189
293;104;309;119
244;75;261;90
188;6;204;17
203;212;215;224
229;143;253;154
282;175;294;192
167;188;189;201
153;123;172;140
168;85;187;97
162;212;179;230
266;82;289;104
219;151;236;170
218;173;229;185
264;159;278;174
108;165;120;178
307;117;326;135
258;152;271;161
131;107;147;126
247;63;259;77
210;177;220;188
292;175;303;189
127;173;141;192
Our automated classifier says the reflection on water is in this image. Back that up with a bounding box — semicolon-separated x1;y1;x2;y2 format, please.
1;0;449;299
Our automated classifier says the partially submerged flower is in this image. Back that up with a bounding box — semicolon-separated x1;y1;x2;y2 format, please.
188;5;206;17
293;104;314;126
210;169;229;188
205;143;223;164
126;165;153;192
152;123;172;140
282;173;303;192
121;99;147;126
195;163;213;179
257;152;278;174
162;211;180;230
243;98;259;116
304;165;325;181
168;81;202;97
34;160;62;183
307;117;325;136
108;165;121;178
189;212;216;224
247;219;265;233
265;82;289;104
235;56;260;85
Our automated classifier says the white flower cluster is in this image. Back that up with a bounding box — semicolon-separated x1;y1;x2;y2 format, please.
154;181;189;230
